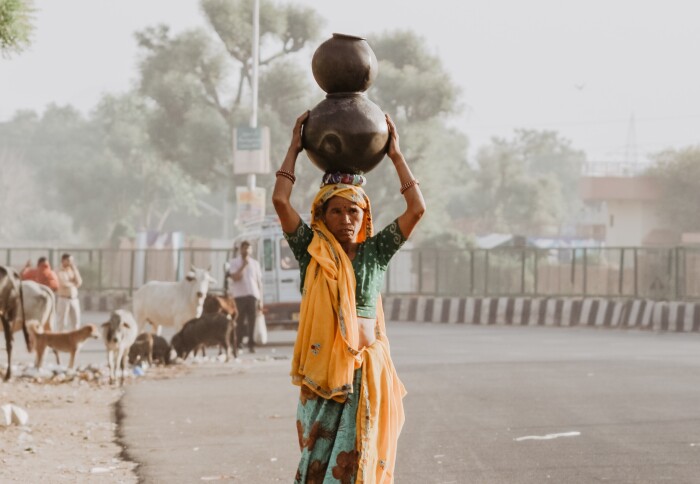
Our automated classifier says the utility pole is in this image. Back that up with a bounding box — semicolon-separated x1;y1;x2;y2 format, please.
226;0;260;238
624;113;638;167
248;0;260;192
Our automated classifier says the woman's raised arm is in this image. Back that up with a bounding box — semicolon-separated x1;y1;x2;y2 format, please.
386;114;426;239
272;111;309;234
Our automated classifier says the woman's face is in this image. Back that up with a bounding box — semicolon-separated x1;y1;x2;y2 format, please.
323;196;364;244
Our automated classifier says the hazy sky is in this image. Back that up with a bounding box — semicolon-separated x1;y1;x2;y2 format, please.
2;0;699;163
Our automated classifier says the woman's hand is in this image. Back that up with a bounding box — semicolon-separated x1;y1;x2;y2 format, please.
357;318;377;349
386;113;403;161
290;111;309;154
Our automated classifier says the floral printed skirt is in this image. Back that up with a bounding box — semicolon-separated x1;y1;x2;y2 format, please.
295;369;362;484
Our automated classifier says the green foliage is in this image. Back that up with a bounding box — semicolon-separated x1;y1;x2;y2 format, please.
0;0;33;56
365;119;470;244
467;130;585;236
134;1;322;187
135;26;232;184
648;146;700;233
1;6;479;246
200;0;322;66
368;30;460;122
0;96;208;244
0;143;79;244
92;93;209;233
362;31;468;245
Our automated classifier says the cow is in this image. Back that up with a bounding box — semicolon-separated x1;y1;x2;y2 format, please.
171;313;237;361
101;309;139;385
0;266;29;381
133;266;216;335
17;280;56;333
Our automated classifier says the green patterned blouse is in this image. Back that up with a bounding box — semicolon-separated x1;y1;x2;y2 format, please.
284;219;406;318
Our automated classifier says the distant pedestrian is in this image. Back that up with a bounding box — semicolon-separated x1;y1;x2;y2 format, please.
227;241;263;353
56;253;83;331
21;256;59;292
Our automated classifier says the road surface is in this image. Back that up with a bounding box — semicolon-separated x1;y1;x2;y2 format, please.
117;322;700;483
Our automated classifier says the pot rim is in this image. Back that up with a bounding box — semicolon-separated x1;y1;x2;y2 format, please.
325;92;367;99
332;33;366;41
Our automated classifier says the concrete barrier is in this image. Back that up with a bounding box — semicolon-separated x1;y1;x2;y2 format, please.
79;291;700;334
382;296;700;333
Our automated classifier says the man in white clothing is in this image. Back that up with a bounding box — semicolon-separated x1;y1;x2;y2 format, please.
227;241;263;352
56;253;83;331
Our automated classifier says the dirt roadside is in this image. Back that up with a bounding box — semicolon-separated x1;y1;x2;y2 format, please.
0;364;189;483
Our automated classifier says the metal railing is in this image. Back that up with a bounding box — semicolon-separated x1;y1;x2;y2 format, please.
1;247;234;296
3;246;699;301
385;246;699;301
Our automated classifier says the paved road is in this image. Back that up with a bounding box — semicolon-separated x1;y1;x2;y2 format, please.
117;323;700;483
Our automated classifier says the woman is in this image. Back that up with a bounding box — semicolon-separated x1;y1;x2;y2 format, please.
272;111;426;483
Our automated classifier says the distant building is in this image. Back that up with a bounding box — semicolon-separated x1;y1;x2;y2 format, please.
578;162;677;247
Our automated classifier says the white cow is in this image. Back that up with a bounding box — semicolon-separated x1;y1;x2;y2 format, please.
101;309;138;385
132;266;216;335
1;273;55;380
0;280;56;335
1;266;26;381
17;280;56;333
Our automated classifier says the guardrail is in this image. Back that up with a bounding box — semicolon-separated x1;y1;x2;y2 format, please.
3;246;699;301
386;246;699;301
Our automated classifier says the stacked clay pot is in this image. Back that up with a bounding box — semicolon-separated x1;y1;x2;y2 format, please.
302;33;389;175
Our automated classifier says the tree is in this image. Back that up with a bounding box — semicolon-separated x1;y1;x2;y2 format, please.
362;30;469;245
0;146;76;244
134;0;323;186
369;30;460;122
0;97;208;244
0;0;33;56
89;93;209;235
648;146;700;233
466;130;585;236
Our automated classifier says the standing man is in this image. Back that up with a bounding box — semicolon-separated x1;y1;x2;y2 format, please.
227;241;262;353
56;253;83;331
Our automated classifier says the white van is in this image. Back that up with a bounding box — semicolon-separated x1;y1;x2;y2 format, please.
227;216;304;330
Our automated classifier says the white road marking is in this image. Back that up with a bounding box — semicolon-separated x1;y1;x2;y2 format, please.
514;431;581;441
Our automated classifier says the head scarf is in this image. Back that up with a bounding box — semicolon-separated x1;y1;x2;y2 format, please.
311;183;373;243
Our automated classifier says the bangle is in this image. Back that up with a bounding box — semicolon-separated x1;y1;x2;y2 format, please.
276;169;296;184
400;178;420;194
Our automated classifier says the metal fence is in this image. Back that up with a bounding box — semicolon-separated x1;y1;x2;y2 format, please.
3;246;700;301
1;247;234;296
386;246;700;301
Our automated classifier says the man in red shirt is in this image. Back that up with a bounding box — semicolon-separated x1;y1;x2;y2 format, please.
21;257;59;292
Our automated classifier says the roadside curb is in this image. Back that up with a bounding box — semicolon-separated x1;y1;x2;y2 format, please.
382;296;700;332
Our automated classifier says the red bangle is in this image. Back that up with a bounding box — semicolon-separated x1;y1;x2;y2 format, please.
400;178;419;194
276;169;296;184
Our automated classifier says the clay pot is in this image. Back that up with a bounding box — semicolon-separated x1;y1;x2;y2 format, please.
303;93;388;175
312;33;378;94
